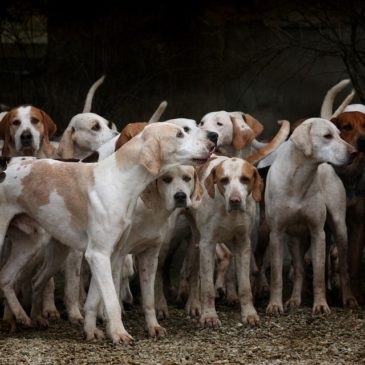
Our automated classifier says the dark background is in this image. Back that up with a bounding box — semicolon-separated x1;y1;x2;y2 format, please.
0;0;364;137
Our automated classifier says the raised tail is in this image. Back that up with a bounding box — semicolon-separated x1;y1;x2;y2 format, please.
82;75;106;113
148;101;168;124
246;120;290;165
320;79;351;119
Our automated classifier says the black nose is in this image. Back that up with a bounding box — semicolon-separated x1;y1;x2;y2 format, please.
207;131;218;145
20;130;33;145
229;197;241;209
357;136;365;152
174;192;187;203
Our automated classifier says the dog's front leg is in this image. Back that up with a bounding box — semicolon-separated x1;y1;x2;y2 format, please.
137;245;166;338
232;235;259;326
310;228;330;315
266;229;284;315
199;238;221;328
84;243;134;345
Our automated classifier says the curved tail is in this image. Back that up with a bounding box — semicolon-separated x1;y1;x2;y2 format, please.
148;101;168;124
320;79;351;119
246;120;290;165
82;75;106;113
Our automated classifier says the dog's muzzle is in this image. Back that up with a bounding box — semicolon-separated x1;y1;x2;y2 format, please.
207;131;218;146
20;130;33;147
228;196;243;212
174;191;187;208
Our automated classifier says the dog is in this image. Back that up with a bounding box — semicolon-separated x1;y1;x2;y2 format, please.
188;156;263;327
0;106;57;158
0;122;215;344
265;118;356;315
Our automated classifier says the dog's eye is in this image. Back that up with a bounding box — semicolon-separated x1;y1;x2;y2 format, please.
12;119;21;126
31;117;39;124
92;123;101;131
162;176;173;184
240;176;250;184
200;121;204;126
220;177;229;185
182;175;191;182
324;134;333;140
217;122;223;126
176;131;184;138
342;124;353;131
183;127;190;133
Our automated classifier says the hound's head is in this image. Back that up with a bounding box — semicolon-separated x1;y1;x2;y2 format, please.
57;113;118;159
138;122;216;176
141;165;203;211
204;157;263;212
199;111;263;151
290;118;357;166
0;106;57;157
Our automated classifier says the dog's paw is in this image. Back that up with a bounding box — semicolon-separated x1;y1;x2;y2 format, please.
312;301;331;315
200;314;221;328
147;324;167;338
242;312;260;327
85;327;105;341
285;298;301;309
186;298;201;318
266;302;284;315
43;308;60;320
343;295;358;309
31;316;49;329
156;307;169;321
109;330;135;346
69;314;84;326
15;313;32;328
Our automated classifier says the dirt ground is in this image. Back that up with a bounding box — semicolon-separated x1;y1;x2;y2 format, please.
0;297;364;365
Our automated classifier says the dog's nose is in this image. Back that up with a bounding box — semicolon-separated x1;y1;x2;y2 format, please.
357;136;365;152
20;130;33;145
207;131;218;145
229;196;241;209
174;192;187;203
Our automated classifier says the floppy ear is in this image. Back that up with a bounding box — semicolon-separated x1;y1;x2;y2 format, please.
204;167;217;199
230;116;255;151
116;123;146;151
190;169;204;208
0;112;12;156
251;168;264;202
290;122;312;157
242;113;264;137
39;110;57;157
140;180;159;209
57;127;75;159
139;137;161;176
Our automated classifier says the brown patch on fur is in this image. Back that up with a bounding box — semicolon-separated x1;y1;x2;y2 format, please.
230;116;255;151
331;112;365;147
18;161;93;229
115;122;147;151
196;156;217;180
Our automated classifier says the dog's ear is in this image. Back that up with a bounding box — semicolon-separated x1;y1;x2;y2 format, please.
0;112;12;156
139;137;161;176
242;113;264;138
57;127;75;159
116;123;146;151
39;110;57;157
230;116;255;151
140;180;159;209
251;168;264;202
190;169;204;208
290;121;312;157
204;167;217;199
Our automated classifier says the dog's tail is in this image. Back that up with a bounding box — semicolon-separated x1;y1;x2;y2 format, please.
320;79;353;119
331;89;356;118
246;120;290;165
148;100;168;124
82;75;106;113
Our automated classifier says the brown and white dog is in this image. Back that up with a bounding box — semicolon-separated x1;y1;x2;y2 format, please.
0;106;57;158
